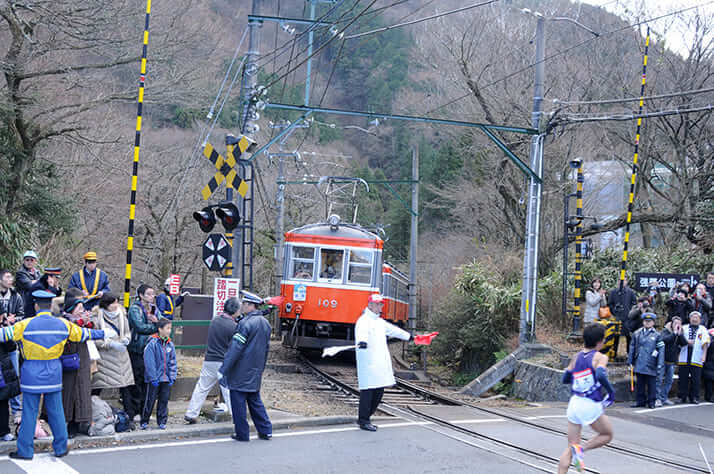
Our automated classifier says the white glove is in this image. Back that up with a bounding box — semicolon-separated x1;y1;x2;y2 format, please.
181;291;191;297
120;337;130;346
108;341;125;351
217;371;224;380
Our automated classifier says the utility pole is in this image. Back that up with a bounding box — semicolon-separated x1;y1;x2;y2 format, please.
408;146;419;336
305;0;316;106
519;14;545;344
275;157;285;292
237;0;261;288
274;154;287;334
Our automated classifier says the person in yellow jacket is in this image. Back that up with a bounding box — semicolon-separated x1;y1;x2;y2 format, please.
0;290;105;460
68;251;111;310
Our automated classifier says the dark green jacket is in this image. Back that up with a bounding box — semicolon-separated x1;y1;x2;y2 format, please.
127;301;157;354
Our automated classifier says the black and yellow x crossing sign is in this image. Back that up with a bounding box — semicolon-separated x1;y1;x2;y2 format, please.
201;135;255;200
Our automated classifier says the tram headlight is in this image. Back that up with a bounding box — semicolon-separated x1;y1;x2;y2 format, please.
285;303;292;313
327;214;341;230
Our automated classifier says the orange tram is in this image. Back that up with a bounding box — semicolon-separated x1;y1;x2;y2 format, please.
278;216;409;349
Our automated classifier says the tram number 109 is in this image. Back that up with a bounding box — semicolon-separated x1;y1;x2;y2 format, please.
317;298;338;308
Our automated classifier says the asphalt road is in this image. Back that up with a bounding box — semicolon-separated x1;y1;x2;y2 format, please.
1;422;544;474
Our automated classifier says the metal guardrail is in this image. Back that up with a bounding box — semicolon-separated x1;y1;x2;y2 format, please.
170;319;211;350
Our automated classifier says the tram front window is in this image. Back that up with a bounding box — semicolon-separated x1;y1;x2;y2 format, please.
291;247;315;280
348;249;372;284
319;249;344;280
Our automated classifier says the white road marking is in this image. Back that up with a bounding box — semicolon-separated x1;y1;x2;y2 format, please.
0;421;432;461
10;455;79;474
635;401;713;413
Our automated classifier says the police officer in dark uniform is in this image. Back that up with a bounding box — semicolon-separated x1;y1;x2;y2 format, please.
219;290;272;442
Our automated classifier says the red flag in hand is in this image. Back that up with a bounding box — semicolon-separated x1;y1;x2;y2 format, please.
414;331;439;345
265;296;285;306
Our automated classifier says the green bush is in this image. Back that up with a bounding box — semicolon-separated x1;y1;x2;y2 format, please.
430;259;521;375
430;244;713;380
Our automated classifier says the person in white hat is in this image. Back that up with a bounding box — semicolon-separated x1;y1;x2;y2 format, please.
355;293;411;431
15;251;41;317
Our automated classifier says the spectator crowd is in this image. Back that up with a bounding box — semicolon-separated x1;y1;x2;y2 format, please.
0;247;711;459
0;250;199;459
585;271;714;408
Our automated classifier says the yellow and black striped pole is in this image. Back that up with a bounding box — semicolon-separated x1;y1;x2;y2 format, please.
224;141;235;278
123;0;152;309
619;27;649;290
573;164;584;329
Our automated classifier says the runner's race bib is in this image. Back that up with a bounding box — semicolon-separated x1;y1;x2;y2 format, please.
572;368;595;394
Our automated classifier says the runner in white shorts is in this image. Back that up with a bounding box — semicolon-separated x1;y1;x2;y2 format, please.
558;324;615;473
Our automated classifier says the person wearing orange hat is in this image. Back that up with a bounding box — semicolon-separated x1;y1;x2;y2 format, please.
68;252;111;310
355;293;411;432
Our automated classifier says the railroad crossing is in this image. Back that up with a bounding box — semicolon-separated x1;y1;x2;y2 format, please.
2;401;711;473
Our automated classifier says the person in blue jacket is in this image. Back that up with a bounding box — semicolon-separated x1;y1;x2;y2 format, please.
155;277;188;320
0;290;104;460
219;290;272;442
141;318;177;430
68;251;110;310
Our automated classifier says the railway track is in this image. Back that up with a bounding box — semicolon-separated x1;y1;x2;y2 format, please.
301;354;710;474
301;354;599;473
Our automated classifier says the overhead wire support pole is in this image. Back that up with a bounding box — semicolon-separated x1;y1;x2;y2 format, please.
236;0;262;290
123;0;152;310
262;103;539;181
247;14;332;27
408;146;419;336
519;14;545;344
620;27;650;289
274;154;286;334
305;0;316;107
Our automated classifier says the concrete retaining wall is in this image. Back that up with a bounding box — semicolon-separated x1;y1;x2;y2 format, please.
512;360;636;402
459;343;554;397
512;360;571;402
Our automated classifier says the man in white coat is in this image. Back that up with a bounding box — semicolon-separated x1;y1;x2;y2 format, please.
355;293;411;431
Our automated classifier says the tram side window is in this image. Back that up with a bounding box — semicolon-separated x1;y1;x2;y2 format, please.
319;249;344;280
291;246;315;280
398;279;408;302
383;273;392;296
348;249;373;285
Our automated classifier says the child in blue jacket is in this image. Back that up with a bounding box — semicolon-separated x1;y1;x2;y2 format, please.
141;319;177;429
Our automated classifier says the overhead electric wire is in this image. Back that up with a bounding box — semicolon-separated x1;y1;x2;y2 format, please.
553;103;714;124
255;0;350;71
263;0;380;92
426;0;714;116
253;0;361;106
553;86;714;107
141;29;250;275
345;0;500;39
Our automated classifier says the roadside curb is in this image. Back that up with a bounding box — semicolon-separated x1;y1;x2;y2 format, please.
0;415;357;455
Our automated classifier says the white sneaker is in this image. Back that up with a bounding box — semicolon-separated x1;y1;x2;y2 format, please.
1;433;15;442
663;399;675;406
215;402;228;413
654;399;662;407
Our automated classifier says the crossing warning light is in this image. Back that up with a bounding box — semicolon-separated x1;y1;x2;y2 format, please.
215;203;240;232
193;207;216;233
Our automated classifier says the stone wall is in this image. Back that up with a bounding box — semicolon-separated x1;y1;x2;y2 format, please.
512;359;636;402
512;360;571;402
